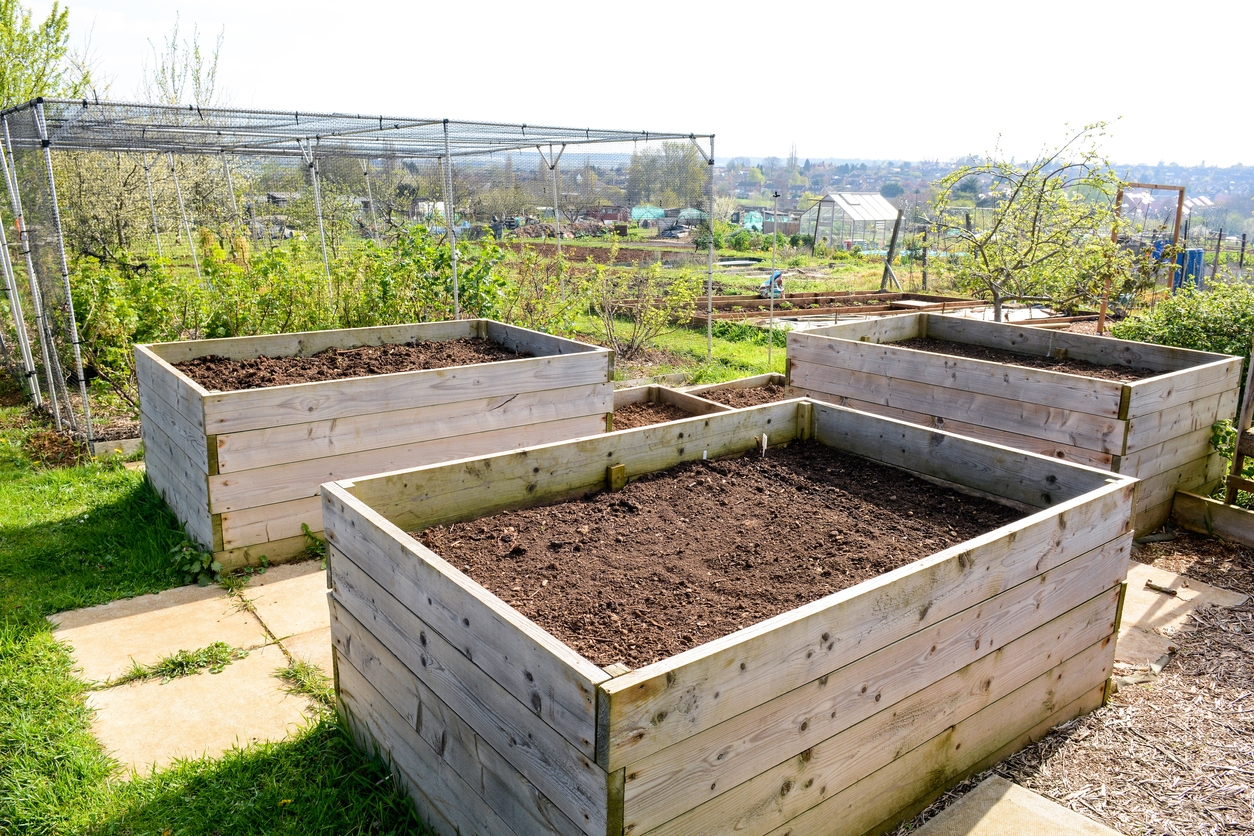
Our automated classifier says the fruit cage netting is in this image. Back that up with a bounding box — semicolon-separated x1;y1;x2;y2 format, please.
0;97;715;452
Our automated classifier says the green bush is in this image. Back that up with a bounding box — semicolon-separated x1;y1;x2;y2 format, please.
1110;280;1254;373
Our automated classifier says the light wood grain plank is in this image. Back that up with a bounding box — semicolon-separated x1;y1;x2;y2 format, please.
216;382;612;473
135;346;206;433
324;486;608;759
1171;491;1254;548
812;402;1120;509
332;597;585;836
791;364;1126;454
788;338;1124;417
484;320;606;358
598;479;1133;771
1134;451;1224;516
1115;427;1215;479
213;531;312;571
210;414;606;512
337;652;522;836
640;628;1115;836
137;379;210;473
796;315;922;345
141;437;213;549
808;392;1112;469
685;373;787;395
202;351;612;434
623;561;1124;835
328;546;607;835
1125;357;1241;419
1124;387;1238;453
220;495;323;551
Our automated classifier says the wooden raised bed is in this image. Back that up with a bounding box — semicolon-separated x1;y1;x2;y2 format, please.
685;372;789;398
323;400;1134;836
611;384;730;429
787;314;1241;534
687;293;984;326
136;320;612;570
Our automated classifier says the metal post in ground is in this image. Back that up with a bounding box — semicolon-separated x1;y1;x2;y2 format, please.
687;135;715;361
2;115;58;422
536;142;567;286
142;153;163;257
35;101;95;453
360;159;379;241
1211;227;1223;283
769;190;779;368
221;153;239;219
299;140;332;290
443;121;461;317
169;153;202;282
0;210;39;401
1240;233;1247;275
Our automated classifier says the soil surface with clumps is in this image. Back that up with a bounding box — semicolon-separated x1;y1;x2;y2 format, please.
612;401;693;429
894;336;1159;382
699;383;794;408
414;441;1023;669
173;338;526;392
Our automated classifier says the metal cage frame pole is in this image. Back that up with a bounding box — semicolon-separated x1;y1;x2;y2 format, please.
169;153;202;282
300;140;332;289
769;190;779;368
688;134;715;361
0;211;39;401
221;152;239;219
35;101;94;452
537;143;567;273
141;153;163;257
442;121;460;317
360;159;379;241
2;116;59;423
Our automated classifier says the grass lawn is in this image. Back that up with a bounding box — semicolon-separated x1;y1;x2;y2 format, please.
0;384;427;836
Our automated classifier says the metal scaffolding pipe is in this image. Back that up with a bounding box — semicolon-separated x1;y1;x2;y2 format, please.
2;116;58;423
360;159;379;241
142;154;163;257
300;140;332;288
443;120;461;317
36;101;94;452
169;153;202;282
221;152;239;219
0;210;39;401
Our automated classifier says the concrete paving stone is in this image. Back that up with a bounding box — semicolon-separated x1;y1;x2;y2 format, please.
912;775;1120;836
281;626;335;678
244;559;330;640
1124;561;1247;634
48;584;267;684
87;642;318;777
1115;625;1175;667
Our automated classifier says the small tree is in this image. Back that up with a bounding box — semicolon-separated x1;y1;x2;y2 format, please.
927;123;1136;321
592;256;700;360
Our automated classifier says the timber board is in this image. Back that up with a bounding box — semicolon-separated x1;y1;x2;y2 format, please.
219;495;323;551
1171;491;1254;548
1125;357;1241;419
1124;388;1238;453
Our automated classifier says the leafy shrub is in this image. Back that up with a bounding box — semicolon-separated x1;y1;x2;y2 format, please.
591;260;700;360
1110;279;1254;376
497;247;589;337
711;320;786;348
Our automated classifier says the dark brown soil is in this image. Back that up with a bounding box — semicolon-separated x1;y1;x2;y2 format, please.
414;441;1023;669
612;401;693;430
894;336;1159;382
1135;529;1254;596
27;429;86;467
699;383;793;408
173;338;526;392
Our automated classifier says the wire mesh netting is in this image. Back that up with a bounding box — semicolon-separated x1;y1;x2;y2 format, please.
0;98;715;449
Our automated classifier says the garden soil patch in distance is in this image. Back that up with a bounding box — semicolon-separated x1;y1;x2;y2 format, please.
415;441;1024;669
173;338;524;392
699;383;794;408
894;336;1158;382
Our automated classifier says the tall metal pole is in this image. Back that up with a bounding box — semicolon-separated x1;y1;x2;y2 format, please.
550;147;562;260
360;159;379;242
169;153;202;282
142;154;163;257
0;212;39;401
221;153;239;219
36;101;94;453
706;136;715;361
2;116;57;422
308;155;331;286
769;190;779;368
442;120;461;318
1211;227;1223;283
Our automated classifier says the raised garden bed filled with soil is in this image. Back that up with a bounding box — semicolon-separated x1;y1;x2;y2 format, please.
686;373;796;408
611;384;729;430
136;320;612;569
788;313;1241;534
323;399;1135;836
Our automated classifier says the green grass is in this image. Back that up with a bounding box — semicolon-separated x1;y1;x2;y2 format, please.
0;386;428;835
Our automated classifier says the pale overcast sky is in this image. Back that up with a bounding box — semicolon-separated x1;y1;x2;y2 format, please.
30;0;1253;167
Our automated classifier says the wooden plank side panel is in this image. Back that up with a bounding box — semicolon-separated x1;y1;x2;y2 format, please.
641;625;1116;836
1171;491;1254;548
599;479;1134;771
685;373;786;395
210;414;607;512
809;392;1113;469
812;402;1119;509
656;387;734;416
1124;388;1238;453
323;489;607;759
624;564;1124;836
350;403;802;534
787;339;1123;418
135;345;206;433
1125;357;1241;420
214;531;311;571
795;314;922;345
220;495;323;551
791;363;1126;455
328;546;606;835
142;437;214;549
332;597;585;836
758;666;1110;836
337;653;521;836
137;377;210;473
924;315;1224;372
203;351;613;434
148;320;476;365
215;382;614;473
1134;451;1225;516
1116;427;1215;479
484;320;607;358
